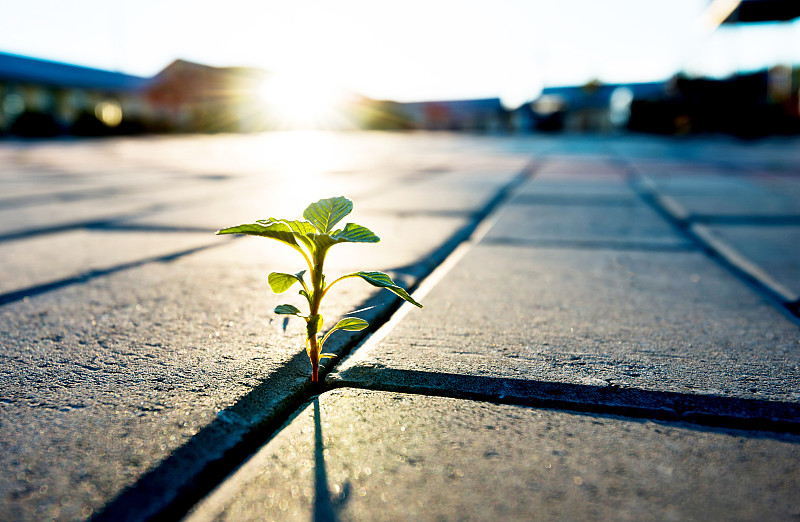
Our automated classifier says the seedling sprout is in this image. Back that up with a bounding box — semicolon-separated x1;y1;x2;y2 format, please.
217;196;422;382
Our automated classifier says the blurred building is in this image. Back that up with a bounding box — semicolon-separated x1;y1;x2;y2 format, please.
1;49;799;138
626;68;800;137
0;52;272;136
142;59;269;133
0;52;149;136
391;98;508;132
512;81;668;133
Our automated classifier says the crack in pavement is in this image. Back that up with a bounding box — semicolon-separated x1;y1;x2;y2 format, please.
92;160;542;521
0;241;227;306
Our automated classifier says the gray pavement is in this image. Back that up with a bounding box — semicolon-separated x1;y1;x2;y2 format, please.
188;388;800;522
1;133;799;521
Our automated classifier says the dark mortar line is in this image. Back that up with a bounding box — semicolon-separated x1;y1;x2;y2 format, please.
0;241;226;306
0;187;123;209
85;222;216;234
480;236;698;253
617;160;800;325
690;215;800;226
95;161;543;522
0;218;122;243
325;372;800;439
0;205;168;243
508;194;639;207
94;354;324;522
363;208;478;219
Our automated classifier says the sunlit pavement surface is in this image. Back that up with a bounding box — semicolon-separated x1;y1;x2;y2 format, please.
0;132;799;520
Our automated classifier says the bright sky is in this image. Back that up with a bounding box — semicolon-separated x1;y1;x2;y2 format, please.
0;0;798;106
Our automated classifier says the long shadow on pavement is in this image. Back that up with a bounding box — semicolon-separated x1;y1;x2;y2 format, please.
93;348;317;522
329;367;800;437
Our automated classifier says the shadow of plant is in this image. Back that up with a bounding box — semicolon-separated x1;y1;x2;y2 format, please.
313;398;350;522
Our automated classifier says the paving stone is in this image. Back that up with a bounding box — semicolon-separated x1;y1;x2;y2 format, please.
485;195;690;249
699;224;800;303
0;240;394;521
332;243;800;417
638;173;800;218
0;134;531;520
0;230;215;296
188;388;800;522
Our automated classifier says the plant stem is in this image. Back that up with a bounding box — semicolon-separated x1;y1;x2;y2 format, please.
308;247;327;382
308;335;320;382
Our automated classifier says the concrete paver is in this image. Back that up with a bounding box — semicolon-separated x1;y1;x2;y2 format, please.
696;224;800;302
189;388;800;521
0;134;532;520
3;133;800;520
0;230;214;296
333;175;800;421
486;198;692;249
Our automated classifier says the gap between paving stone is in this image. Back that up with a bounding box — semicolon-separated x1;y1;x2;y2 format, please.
91;161;541;522
622;161;800;323
0;241;228;306
0;205;168;243
186;388;800;522
327;156;800;435
329;244;800;435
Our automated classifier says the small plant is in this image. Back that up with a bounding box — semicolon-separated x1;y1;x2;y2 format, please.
217;196;422;382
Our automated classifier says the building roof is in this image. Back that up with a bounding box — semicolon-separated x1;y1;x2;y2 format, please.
539;82;668;110
722;0;800;23
0;52;149;91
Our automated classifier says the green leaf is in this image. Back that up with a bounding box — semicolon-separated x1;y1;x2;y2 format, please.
307;314;323;339
303;197;353;233
332;223;380;243
299;289;312;306
217;221;300;250
330;317;369;332
310;233;339;253
319;317;369;350
261;219;317;252
353;271;423;308
274;304;303;316
268;270;306;294
260;219;316;236
319;353;337;359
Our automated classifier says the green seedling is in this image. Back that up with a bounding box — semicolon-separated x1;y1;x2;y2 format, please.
217;196;422;382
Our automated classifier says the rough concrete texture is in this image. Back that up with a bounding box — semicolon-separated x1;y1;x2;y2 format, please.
486;196;692;249
0;230;215;295
3;133;800;520
333;245;800;423
189;388;800;522
333;174;800;426
635;172;800;219
700;225;800;300
0;134;531;520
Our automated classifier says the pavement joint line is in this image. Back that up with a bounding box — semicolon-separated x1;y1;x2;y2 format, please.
480;236;698;252
328;161;538;371
691;223;799;303
0;204;168;243
182;386;800;522
621;163;800;324
95;159;542;522
0;187;123;209
326;374;800;436
691;214;800;226
508;194;639;207
86;222;217;234
0;240;231;306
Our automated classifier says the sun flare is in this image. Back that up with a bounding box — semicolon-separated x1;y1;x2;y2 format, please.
257;72;347;129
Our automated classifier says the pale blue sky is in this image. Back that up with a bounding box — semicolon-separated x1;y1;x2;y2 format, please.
0;0;797;104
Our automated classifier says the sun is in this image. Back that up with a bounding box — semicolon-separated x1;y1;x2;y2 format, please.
257;71;348;129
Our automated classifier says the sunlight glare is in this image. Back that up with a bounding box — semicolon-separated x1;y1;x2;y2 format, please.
258;72;347;129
